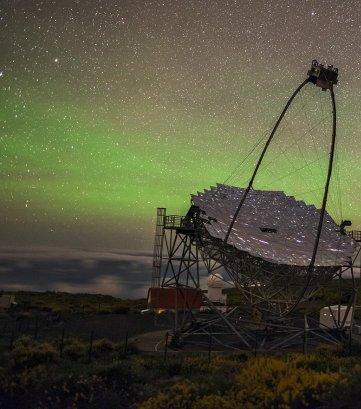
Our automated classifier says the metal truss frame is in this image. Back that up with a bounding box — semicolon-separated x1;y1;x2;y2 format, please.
153;210;358;352
150;63;358;352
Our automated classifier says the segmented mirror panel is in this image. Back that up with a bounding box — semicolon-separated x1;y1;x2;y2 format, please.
192;184;356;267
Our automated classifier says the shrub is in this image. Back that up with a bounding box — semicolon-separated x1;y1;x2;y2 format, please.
129;356;148;378
234;356;342;408
193;395;235;409
12;364;51;387
180;354;245;378
93;338;120;355
330;363;361;408
8;336;58;371
290;352;338;373
62;338;87;360
139;380;199;409
36;374;109;408
181;355;209;375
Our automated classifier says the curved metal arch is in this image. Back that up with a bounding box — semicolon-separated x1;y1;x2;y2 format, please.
286;85;337;315
224;78;339;316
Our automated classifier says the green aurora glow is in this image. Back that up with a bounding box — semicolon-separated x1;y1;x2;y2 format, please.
1;1;361;251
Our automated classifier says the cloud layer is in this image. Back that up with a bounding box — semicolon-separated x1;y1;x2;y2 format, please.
0;246;153;298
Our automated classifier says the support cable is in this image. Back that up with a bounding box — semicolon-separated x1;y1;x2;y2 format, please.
256;112;329;192
224;78;310;243
225;85;306;185
223;128;270;185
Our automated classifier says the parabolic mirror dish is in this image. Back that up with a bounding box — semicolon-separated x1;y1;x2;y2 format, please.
192;184;356;267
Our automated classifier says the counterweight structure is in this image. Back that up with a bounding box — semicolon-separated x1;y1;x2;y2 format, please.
148;61;360;351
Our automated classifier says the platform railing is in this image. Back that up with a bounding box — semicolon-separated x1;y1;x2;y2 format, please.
164;215;184;228
348;230;361;242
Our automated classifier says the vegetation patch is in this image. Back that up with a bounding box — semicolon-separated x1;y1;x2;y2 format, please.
0;335;360;408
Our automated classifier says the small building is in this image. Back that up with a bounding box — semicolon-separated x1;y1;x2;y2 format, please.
202;273;227;312
0;294;16;311
148;287;203;311
319;305;353;329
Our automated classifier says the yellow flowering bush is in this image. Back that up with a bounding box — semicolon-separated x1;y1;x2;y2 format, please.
181;354;244;376
182;355;209;374
234;356;342;408
193;395;236;409
139;380;199;409
1;335;361;409
8;336;58;372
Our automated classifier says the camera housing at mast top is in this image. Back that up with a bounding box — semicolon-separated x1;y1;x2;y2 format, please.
308;59;338;90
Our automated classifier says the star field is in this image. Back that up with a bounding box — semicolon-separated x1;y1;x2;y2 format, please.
1;0;361;252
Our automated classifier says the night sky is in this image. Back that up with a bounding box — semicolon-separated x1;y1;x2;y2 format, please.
1;1;360;296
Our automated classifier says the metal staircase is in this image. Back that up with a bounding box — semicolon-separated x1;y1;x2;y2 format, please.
151;208;166;287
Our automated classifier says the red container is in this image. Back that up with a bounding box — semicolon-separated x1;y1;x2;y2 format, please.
148;287;203;310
